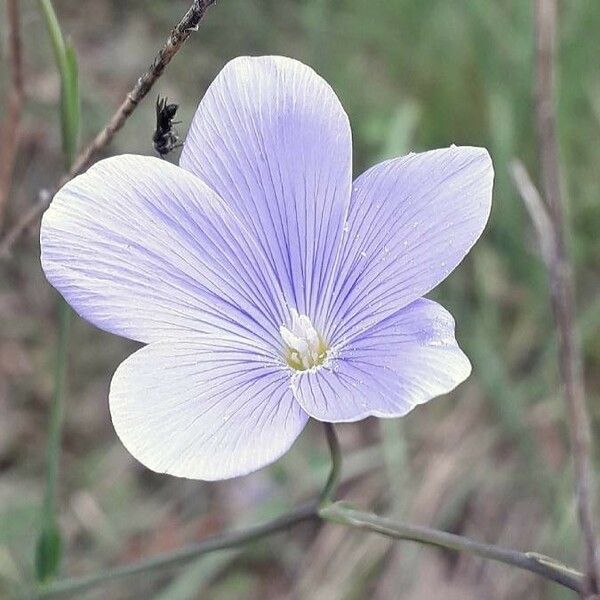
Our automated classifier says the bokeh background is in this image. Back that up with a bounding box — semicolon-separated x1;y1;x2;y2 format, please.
1;1;600;598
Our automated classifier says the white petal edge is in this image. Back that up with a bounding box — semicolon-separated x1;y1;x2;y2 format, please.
109;335;308;480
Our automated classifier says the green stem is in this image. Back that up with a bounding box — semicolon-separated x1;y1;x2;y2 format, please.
36;301;71;581
33;502;319;599
38;0;80;169
38;0;66;68
319;422;341;506
36;0;79;582
42;301;71;526
319;502;583;594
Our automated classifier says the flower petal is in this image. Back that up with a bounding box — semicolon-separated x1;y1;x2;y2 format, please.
322;146;493;344
41;155;287;349
110;334;308;480
180;56;352;321
293;299;471;422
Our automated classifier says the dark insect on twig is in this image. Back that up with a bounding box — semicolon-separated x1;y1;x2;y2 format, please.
153;96;183;157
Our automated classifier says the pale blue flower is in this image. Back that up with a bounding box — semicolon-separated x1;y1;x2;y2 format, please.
41;56;494;480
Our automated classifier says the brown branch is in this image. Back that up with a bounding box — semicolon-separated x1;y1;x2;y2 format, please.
0;0;25;229
0;0;217;257
532;0;600;596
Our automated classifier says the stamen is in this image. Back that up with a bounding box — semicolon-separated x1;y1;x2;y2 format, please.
280;310;328;371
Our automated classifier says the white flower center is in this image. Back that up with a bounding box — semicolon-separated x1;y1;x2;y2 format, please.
280;310;328;371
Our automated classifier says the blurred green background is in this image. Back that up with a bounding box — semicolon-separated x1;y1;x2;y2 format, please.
1;0;600;598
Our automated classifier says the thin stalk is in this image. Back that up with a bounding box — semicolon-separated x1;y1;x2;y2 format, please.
38;0;80;170
36;0;79;582
319;503;584;594
32;502;319;599
0;0;25;227
30;495;588;597
38;0;67;66
533;0;599;594
319;422;342;506
41;301;71;528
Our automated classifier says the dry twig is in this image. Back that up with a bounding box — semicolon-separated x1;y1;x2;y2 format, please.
527;0;599;595
0;0;217;257
32;497;589;598
509;159;554;265
0;0;25;229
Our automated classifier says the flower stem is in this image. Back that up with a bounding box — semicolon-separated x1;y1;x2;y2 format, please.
35;0;79;582
319;422;342;506
37;300;71;581
43;301;71;523
32;502;319;599
319;502;584;593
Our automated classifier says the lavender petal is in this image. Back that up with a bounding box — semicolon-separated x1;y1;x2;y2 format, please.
293;299;471;422
180;56;353;323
